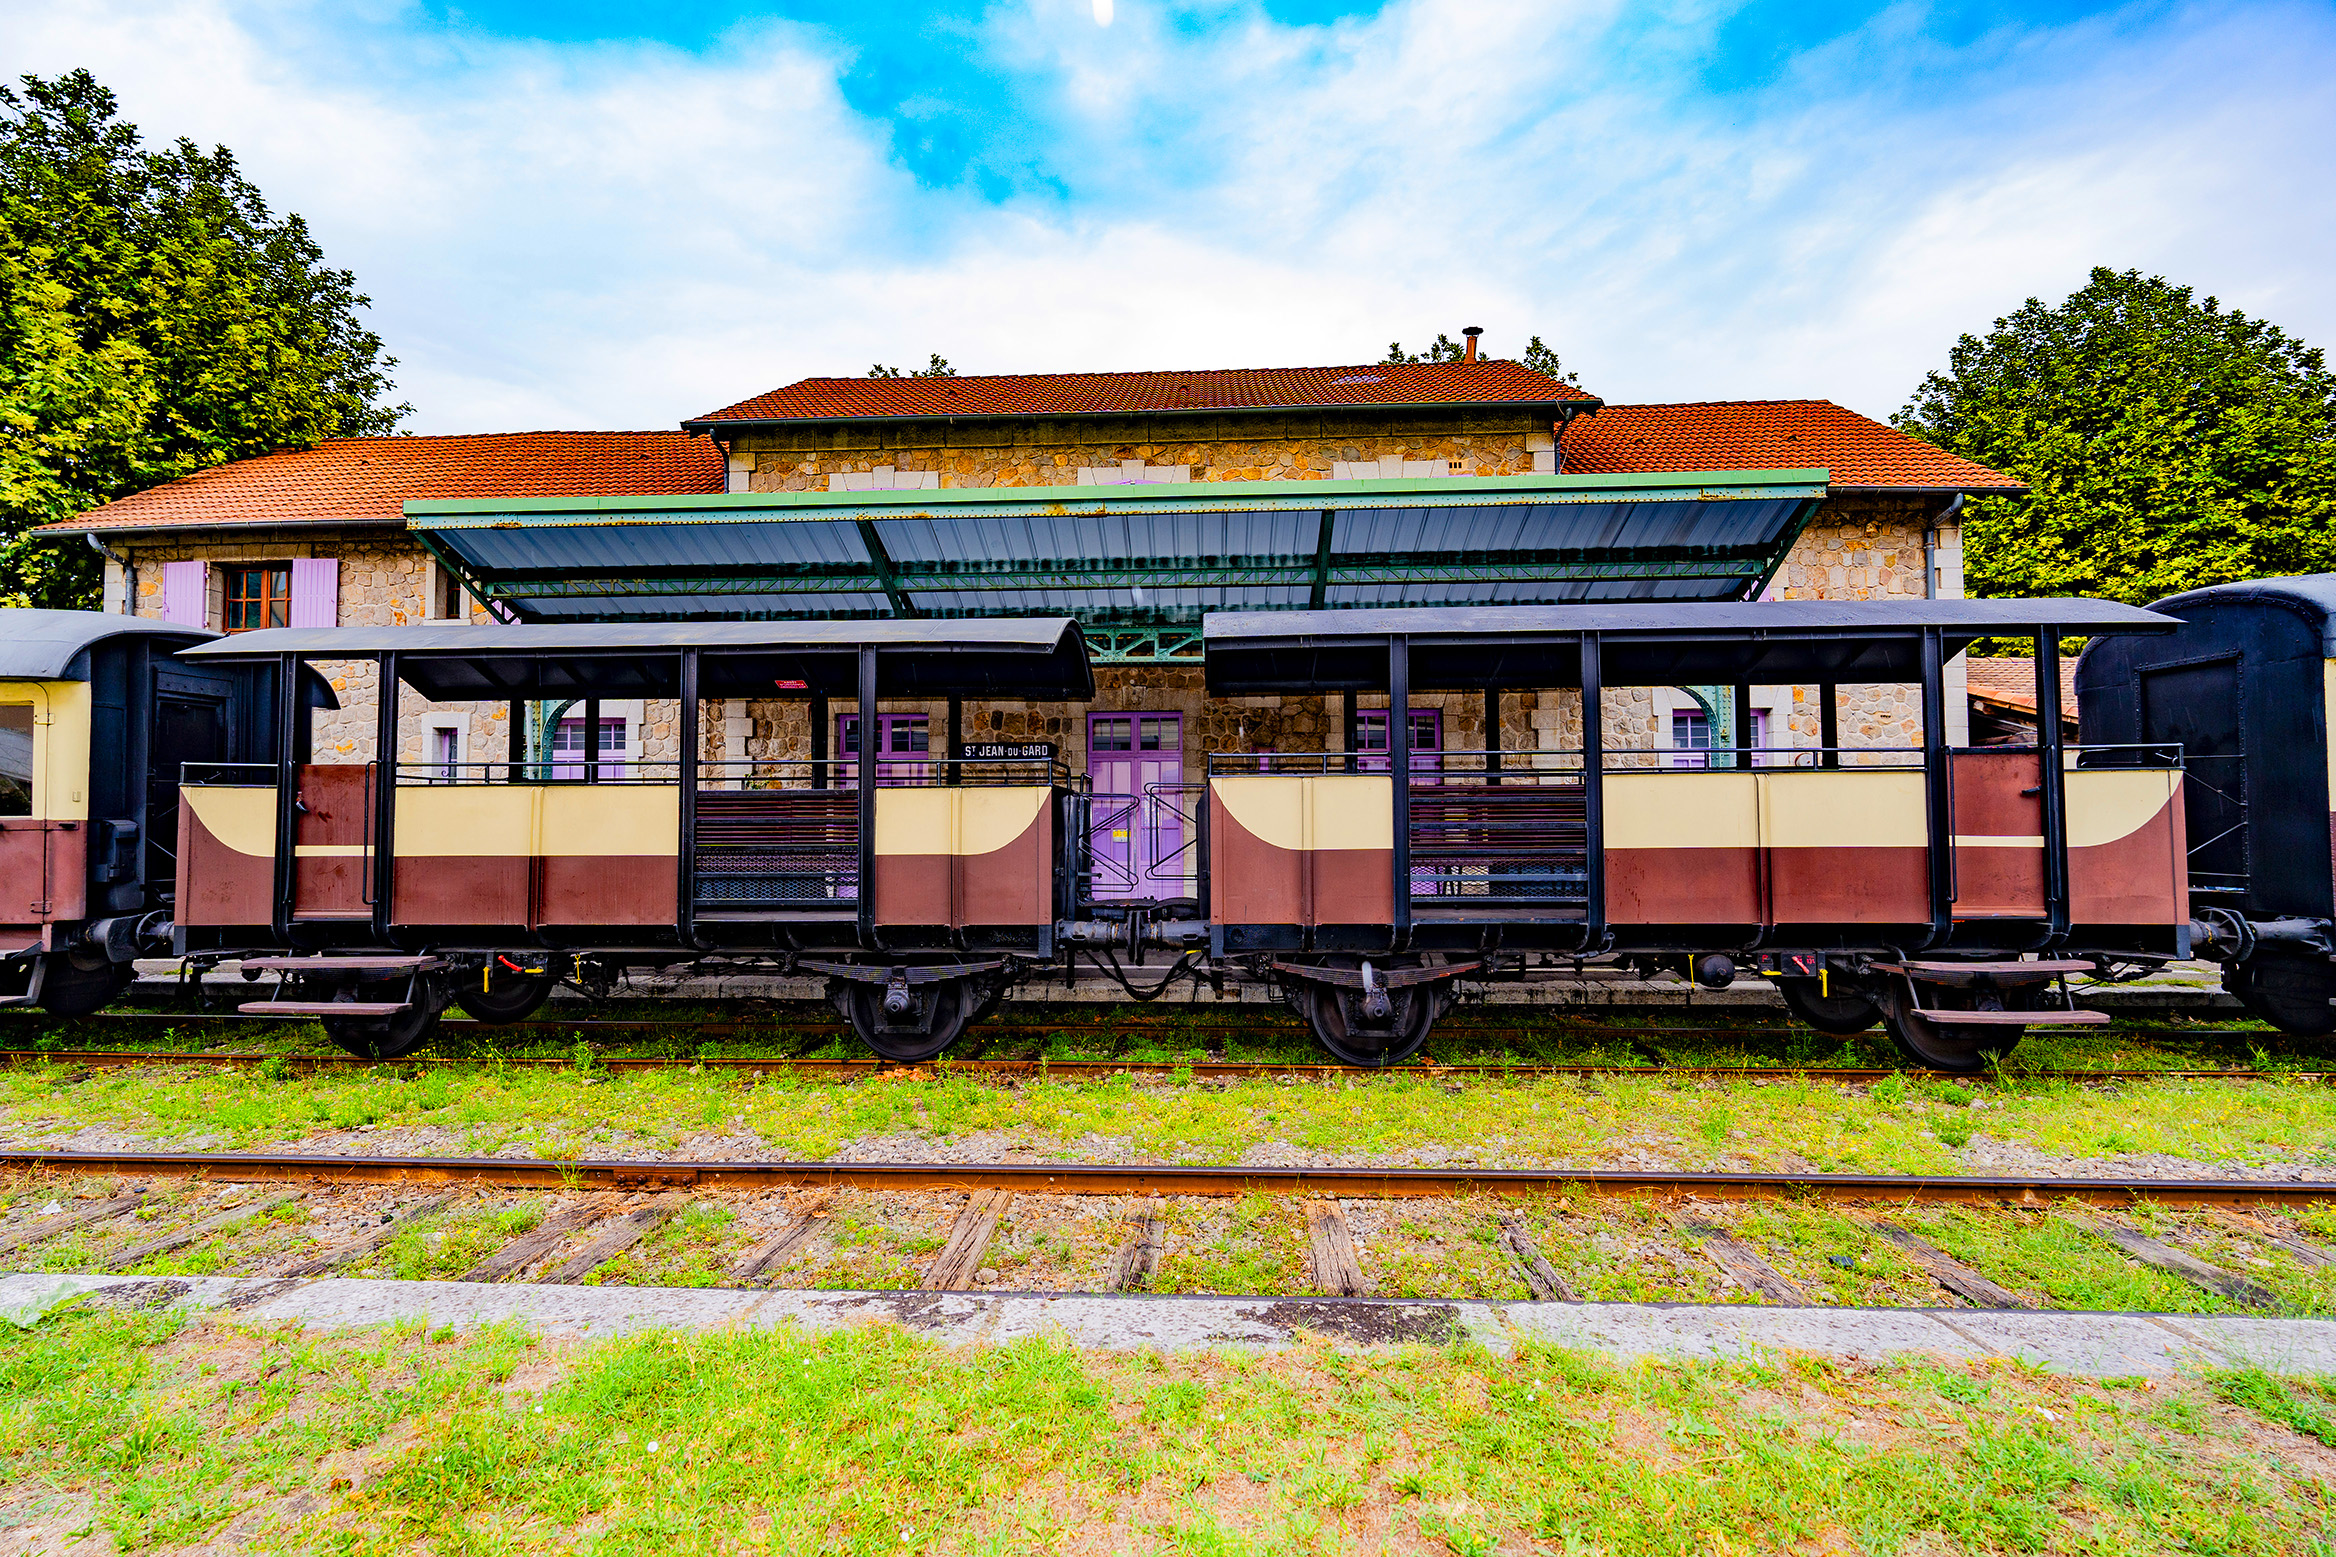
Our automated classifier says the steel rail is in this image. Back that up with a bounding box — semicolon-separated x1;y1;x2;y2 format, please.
0;1010;2269;1043
1;1048;2324;1087
5;1148;2331;1207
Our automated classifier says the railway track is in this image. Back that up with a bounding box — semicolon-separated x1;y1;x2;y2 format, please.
1;1046;2325;1086
8;1147;2333;1207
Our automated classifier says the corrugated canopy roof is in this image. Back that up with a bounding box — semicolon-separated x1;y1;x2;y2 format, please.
1204;599;2180;692
405;470;1831;656
0;609;217;680
182;618;1093;701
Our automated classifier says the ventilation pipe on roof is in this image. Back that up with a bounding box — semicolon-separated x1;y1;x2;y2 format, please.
1462;326;1482;364
1922;493;1964;601
86;532;133;616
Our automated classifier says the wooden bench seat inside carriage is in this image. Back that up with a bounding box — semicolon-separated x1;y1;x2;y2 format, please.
168;618;1094;1059
1199;597;2192;1070
2080;573;2336;1035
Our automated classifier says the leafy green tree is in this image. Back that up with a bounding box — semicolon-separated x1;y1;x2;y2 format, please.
866;354;957;378
0;70;406;608
1895;267;2336;604
1383;333;1579;386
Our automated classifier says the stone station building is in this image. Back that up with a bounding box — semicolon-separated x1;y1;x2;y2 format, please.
46;360;2020;896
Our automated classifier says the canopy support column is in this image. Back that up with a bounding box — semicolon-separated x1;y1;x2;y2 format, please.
855;647;878;946
1580;637;1606;953
1484;687;1501;785
370;651;400;944
1388;637;1411;951
2036;630;2070;942
1819;683;1839;769
811;694;829;789
678;650;700;947
1920;627;1953;948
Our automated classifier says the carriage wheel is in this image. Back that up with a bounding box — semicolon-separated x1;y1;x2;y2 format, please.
453;964;555;1025
321;999;440;1060
1778;975;1883;1036
831;974;978;1064
2224;956;2336;1037
32;954;135;1018
1297;957;1442;1068
1879;980;2027;1073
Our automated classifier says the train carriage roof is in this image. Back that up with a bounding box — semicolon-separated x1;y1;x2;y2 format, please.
1205;598;2180;692
2146;574;2336;654
0;609;219;681
180;617;1094;701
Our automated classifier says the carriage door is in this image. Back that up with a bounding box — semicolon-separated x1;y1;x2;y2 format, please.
147;673;232;906
2141;658;2246;898
1088;714;1182;900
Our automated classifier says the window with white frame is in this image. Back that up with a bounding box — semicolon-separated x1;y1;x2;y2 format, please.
828;467;940;492
1076;462;1189;486
1659;689;1783;768
430;725;463;782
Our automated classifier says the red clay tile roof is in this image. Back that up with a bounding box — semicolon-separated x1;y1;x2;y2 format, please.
687;362;1597;426
1966;657;2078;720
51;432;726;533
1565;400;2020;492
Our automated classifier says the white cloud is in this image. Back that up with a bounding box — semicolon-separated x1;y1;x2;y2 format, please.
6;0;2332;430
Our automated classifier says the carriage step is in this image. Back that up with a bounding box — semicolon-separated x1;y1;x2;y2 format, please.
1913;1008;2109;1026
238;956;442;973
239;1001;414;1017
1879;960;2093;984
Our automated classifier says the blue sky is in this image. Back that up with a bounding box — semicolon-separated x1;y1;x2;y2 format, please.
9;0;2333;432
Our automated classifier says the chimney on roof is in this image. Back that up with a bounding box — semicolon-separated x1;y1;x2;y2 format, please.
1462;326;1482;364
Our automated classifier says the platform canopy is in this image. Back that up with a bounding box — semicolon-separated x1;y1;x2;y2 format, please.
1204;598;2184;693
181;617;1094;701
404;470;1830;663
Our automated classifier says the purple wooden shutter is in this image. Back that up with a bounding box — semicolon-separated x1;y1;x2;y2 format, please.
160;560;206;625
289;558;338;629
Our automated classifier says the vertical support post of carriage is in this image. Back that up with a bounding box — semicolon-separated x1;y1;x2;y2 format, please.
1819;682;1839;768
1388;636;1412;950
506;698;524;783
946;696;962;786
1484;686;1501;785
811;692;829;789
1920;626;1953;946
1341;691;1356;774
2036;627;2071;940
855;645;879;946
371;650;400;943
677;649;700;947
582;698;601;783
270;652;300;941
1732;682;1753;769
1580;633;1607;950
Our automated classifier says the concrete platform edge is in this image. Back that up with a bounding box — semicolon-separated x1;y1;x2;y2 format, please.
5;1271;2330;1377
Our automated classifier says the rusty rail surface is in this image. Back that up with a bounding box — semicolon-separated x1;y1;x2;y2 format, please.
6;1148;2333;1207
0;1048;2321;1085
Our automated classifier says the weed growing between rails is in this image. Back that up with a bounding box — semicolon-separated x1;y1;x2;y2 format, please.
5;1303;2336;1554
8;1059;2336;1178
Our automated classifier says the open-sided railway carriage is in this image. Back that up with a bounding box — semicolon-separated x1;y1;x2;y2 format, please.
171;619;1094;1058
149;594;2196;1069
1203;599;2192;1069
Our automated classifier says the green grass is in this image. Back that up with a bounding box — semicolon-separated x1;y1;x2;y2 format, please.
8;1053;2336;1181
4;1302;2335;1554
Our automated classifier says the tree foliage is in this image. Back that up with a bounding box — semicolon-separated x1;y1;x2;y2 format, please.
1895;267;2336;605
866;354;956;378
1383;333;1578;385
0;70;406;607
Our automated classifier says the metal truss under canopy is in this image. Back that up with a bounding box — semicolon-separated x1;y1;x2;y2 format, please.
406;469;1829;663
